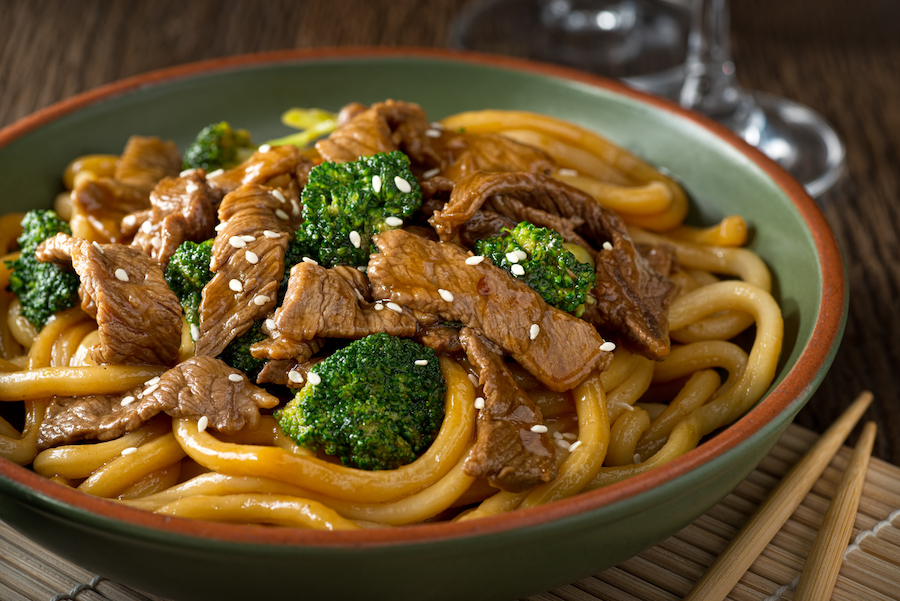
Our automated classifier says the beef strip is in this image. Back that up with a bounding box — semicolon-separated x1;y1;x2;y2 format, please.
368;229;611;392
437;133;555;182
430;171;678;360
37;356;279;450
114;136;182;194
206;144;313;203
194;184;294;358
35;233;182;366
127;170;217;267
459;328;558;492
457;210;517;248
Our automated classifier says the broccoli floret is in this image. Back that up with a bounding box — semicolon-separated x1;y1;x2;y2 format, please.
182;122;254;172
219;320;267;380
276;333;446;471
5;210;80;328
164;239;214;326
474;221;597;316
293;151;422;268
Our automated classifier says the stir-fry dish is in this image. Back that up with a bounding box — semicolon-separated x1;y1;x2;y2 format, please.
0;101;783;529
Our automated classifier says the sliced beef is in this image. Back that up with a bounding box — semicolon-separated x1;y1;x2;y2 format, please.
415;323;463;354
438;133;555;182
457;210;517;248
430;171;678;360
368;229;611;392
35;233;182;366
114;136;182;195
194;184;294;358
127;170;217;267
206;144;313;204
37;356;279;449
460;328;557;492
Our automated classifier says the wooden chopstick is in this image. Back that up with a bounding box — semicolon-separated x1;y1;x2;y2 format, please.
794;420;877;601
683;390;873;601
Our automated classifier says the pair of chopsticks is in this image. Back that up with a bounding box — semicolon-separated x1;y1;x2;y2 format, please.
684;391;876;601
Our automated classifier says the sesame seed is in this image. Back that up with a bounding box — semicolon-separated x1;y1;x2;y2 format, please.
197;415;209;432
241;234;255;242
557;168;579;177
394;176;412;193
258;144;272;153
253;294;270;306
633;453;642;464
356;266;368;273
514;250;527;261
302;257;318;264
114;268;129;282
602;241;613;251
92;241;105;254
229;236;247;248
142;384;159;397
288;370;304;384
568;440;583;452
438;288;454;302
122;447;138;456
120;395;136;407
229;279;243;292
215;222;227;231
307;372;321;386
617;402;635;412
505;252;520;263
385;216;403;227
556;439;571;450
275;209;290;220
529;324;540;340
600;341;617;352
415;359;429;366
372;175;382;193
386;302;402;313
245;250;259;264
468;373;479;387
265;318;276;330
422;168;440;179
228;373;243;382
430;122;444;130
349;230;361;248
271;189;286;203
207;168;225;178
374;302;384;311
146;376;161;386
465;255;485;265
424;128;442;138
553;432;564;440
190;324;200;341
291;199;301;217
530;424;548;433
474;396;485;409
180;168;195;177
562;432;577;441
263;230;280;239
511;264;525;276
185;182;199;193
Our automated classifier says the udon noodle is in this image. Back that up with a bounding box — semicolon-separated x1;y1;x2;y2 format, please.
0;102;783;529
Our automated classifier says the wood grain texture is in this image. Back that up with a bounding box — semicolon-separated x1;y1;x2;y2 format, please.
1;0;899;464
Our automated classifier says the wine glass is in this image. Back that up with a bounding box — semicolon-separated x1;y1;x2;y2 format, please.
450;0;846;197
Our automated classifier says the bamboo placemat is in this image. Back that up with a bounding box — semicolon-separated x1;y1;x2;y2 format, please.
1;423;898;601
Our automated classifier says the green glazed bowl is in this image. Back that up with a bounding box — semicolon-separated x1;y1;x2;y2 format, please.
0;48;846;601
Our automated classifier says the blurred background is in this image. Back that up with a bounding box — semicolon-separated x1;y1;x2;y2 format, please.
1;0;899;461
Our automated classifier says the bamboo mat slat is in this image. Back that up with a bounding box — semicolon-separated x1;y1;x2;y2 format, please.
1;423;898;601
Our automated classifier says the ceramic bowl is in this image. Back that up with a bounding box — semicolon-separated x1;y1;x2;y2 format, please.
0;48;846;601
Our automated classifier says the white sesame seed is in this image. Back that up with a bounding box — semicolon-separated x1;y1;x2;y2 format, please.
617;402;635;412
288;370;304;384
394;176;412;193
114;268;129;282
372;175;382;193
374;302;384;311
568;440;583;452
349;230;361;248
271;189;286;203
562;432;577;441
505;251;520;263
302;256;318;264
424;128;442;138
438;288;454;302
514;250;527;261
415;359;429;366
120;395;136;407
92;241;105;254
245;250;259;264
207;168;225;178
474;396;485;410
602;241;613;251
557;168;579;177
185;182;199;193
468;373;479;387
291;199;301;217
430;122;444;130
190;324;200;341
197;415;209;432
228;373;243;382
553;432;563;440
253;294;270;306
385;216;403;227
229;236;247;248
122;447;138;456
600;341;617;352
422;168;440;179
530;424;548;433
529;324;540;340
229;279;243;292
386;302;403;313
465;255;485;265
180;168;195;177
633;453;642;464
145;376;161;386
142;384;159;397
511;264;525;276
556;439;571;450
356;266;368;273
241;234;255;242
265;318;276;330
263;230;280;239
258;144;272;153
215;222;227;232
307;372;321;385
276;209;290;220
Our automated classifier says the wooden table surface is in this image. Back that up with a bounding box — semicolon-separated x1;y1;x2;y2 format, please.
1;0;898;469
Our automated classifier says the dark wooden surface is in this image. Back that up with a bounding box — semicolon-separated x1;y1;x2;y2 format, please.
1;0;898;463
